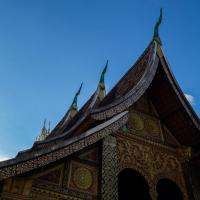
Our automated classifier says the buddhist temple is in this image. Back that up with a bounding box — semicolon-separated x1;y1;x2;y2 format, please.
0;9;200;200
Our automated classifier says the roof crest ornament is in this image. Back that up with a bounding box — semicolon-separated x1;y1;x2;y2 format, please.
99;60;108;85
71;82;83;109
43;119;46;128
61;83;83;126
48;121;51;133
98;60;108;100
153;8;163;44
36;119;50;141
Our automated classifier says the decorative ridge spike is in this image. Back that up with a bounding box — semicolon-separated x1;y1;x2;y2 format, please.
36;119;50;141
48;121;51;133
43;119;46;129
153;8;163;44
71;82;83;109
60;83;83;127
97;60;108;101
99;60;108;85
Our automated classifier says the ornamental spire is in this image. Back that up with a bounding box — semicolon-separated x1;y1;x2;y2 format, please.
71;83;83;109
48;121;51;133
99;60;108;85
98;60;108;101
36;119;50;141
153;8;163;43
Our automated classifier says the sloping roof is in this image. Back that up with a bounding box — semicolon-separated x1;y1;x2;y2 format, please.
147;46;200;145
90;41;200;146
33;41;158;144
0;39;157;180
47;92;96;139
41;41;158;142
1;38;200;180
0;111;128;180
91;41;158;119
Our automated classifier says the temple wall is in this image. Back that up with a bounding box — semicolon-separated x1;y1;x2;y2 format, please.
0;146;100;200
114;94;191;200
116;132;189;200
0;94;194;200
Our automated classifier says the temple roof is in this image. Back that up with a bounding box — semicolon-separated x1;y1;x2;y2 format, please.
91;42;157;118
0;36;200;180
0;111;128;180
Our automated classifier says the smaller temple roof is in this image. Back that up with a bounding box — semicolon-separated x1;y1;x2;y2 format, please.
46;61;109;140
0;111;128;180
46;83;83;139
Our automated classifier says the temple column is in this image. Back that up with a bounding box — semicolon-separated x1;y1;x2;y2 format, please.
101;135;118;200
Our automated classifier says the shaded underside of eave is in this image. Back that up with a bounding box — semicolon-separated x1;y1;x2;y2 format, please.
191;155;200;172
91;43;200;146
147;51;200;146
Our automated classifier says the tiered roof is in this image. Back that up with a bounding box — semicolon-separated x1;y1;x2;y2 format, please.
0;10;200;180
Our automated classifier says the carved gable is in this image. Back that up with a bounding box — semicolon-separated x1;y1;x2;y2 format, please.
133;94;159;117
37;167;62;185
127;94;163;141
68;160;98;195
127;93;182;148
77;148;99;163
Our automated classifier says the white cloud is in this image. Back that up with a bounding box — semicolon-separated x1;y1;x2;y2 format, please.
0;155;10;162
184;94;195;105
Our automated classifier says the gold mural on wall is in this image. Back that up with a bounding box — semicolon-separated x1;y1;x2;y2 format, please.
68;161;98;195
144;118;160;135
73;167;93;190
129;113;144;131
116;133;189;200
128;110;163;140
127;93;166;143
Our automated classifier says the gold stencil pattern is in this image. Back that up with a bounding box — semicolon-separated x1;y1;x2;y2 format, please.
129;113;144;131
144;119;160;135
73;167;93;190
68;161;98;195
128;110;162;140
117;134;189;200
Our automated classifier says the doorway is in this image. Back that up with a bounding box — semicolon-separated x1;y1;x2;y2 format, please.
118;168;151;200
156;178;183;200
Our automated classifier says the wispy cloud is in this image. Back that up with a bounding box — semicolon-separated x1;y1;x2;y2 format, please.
184;93;195;105
0;155;10;162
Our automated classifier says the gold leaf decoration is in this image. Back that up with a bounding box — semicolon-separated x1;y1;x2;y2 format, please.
73;167;93;190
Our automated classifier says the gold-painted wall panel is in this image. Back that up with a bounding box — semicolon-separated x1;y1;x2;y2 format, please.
116;133;189;200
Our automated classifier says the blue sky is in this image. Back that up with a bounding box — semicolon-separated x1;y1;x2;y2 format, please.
0;0;200;160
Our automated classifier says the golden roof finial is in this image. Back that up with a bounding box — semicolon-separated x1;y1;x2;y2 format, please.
48;121;51;133
36;119;49;141
98;61;108;101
